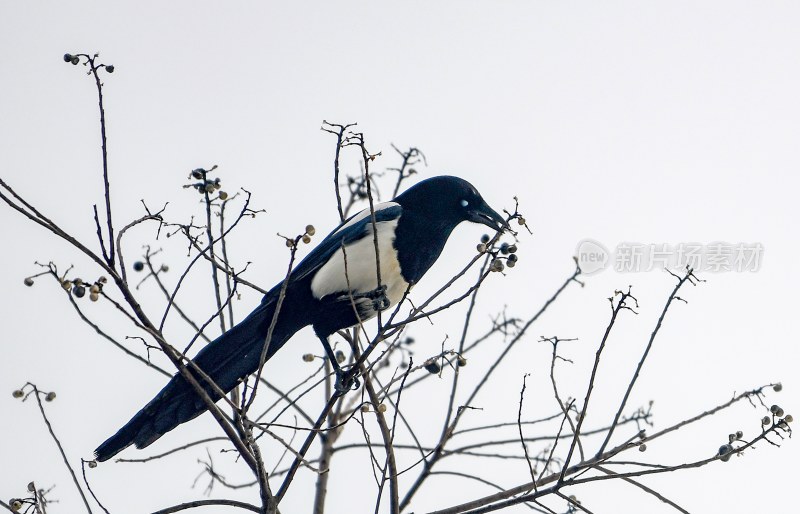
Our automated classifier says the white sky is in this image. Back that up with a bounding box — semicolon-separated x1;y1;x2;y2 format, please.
1;2;798;513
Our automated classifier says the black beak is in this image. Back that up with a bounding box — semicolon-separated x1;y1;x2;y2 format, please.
469;200;509;233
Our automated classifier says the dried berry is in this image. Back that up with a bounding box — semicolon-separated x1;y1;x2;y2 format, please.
23;277;34;287
335;350;346;364
377;403;387;413
105;64;114;73
45;392;56;402
302;353;314;362
73;285;86;298
132;261;145;272
480;234;490;244
12;390;24;399
305;225;316;236
490;259;505;272
424;360;441;374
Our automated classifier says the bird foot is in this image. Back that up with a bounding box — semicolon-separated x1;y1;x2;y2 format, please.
353;284;391;312
334;368;361;396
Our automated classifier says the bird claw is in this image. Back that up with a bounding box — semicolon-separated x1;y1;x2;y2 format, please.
354;284;390;312
334;368;360;396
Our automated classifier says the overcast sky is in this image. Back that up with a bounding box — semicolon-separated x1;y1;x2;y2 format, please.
1;2;798;513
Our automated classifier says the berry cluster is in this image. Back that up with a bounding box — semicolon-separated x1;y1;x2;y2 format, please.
187;168;227;199
476;233;520;272
284;225;316;249
42;275;108;302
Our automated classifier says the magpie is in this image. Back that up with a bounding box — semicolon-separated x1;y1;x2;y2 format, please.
94;175;507;461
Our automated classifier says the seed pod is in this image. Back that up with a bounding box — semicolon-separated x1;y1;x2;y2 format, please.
305;225;316;236
89;292;100;302
377;403;387;413
45;392;56;402
88;460;98;468
302;353;314;362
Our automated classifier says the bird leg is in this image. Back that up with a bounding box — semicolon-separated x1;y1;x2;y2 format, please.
317;335;360;395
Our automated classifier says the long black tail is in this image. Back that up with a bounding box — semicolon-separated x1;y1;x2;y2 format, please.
95;295;302;461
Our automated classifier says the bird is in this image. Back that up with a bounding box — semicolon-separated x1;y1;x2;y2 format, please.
94;175;507;461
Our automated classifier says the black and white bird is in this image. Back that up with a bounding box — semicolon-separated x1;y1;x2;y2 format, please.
94;175;507;461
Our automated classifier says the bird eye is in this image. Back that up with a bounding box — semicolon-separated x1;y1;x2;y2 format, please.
460;199;469;208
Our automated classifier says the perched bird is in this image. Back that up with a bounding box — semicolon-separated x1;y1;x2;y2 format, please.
94;175;507;461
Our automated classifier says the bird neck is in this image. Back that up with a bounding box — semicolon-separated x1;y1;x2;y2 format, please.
393;210;458;285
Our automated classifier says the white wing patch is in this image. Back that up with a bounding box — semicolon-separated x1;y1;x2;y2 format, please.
310;218;408;317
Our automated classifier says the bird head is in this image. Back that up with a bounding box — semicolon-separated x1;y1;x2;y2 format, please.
395;176;508;233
